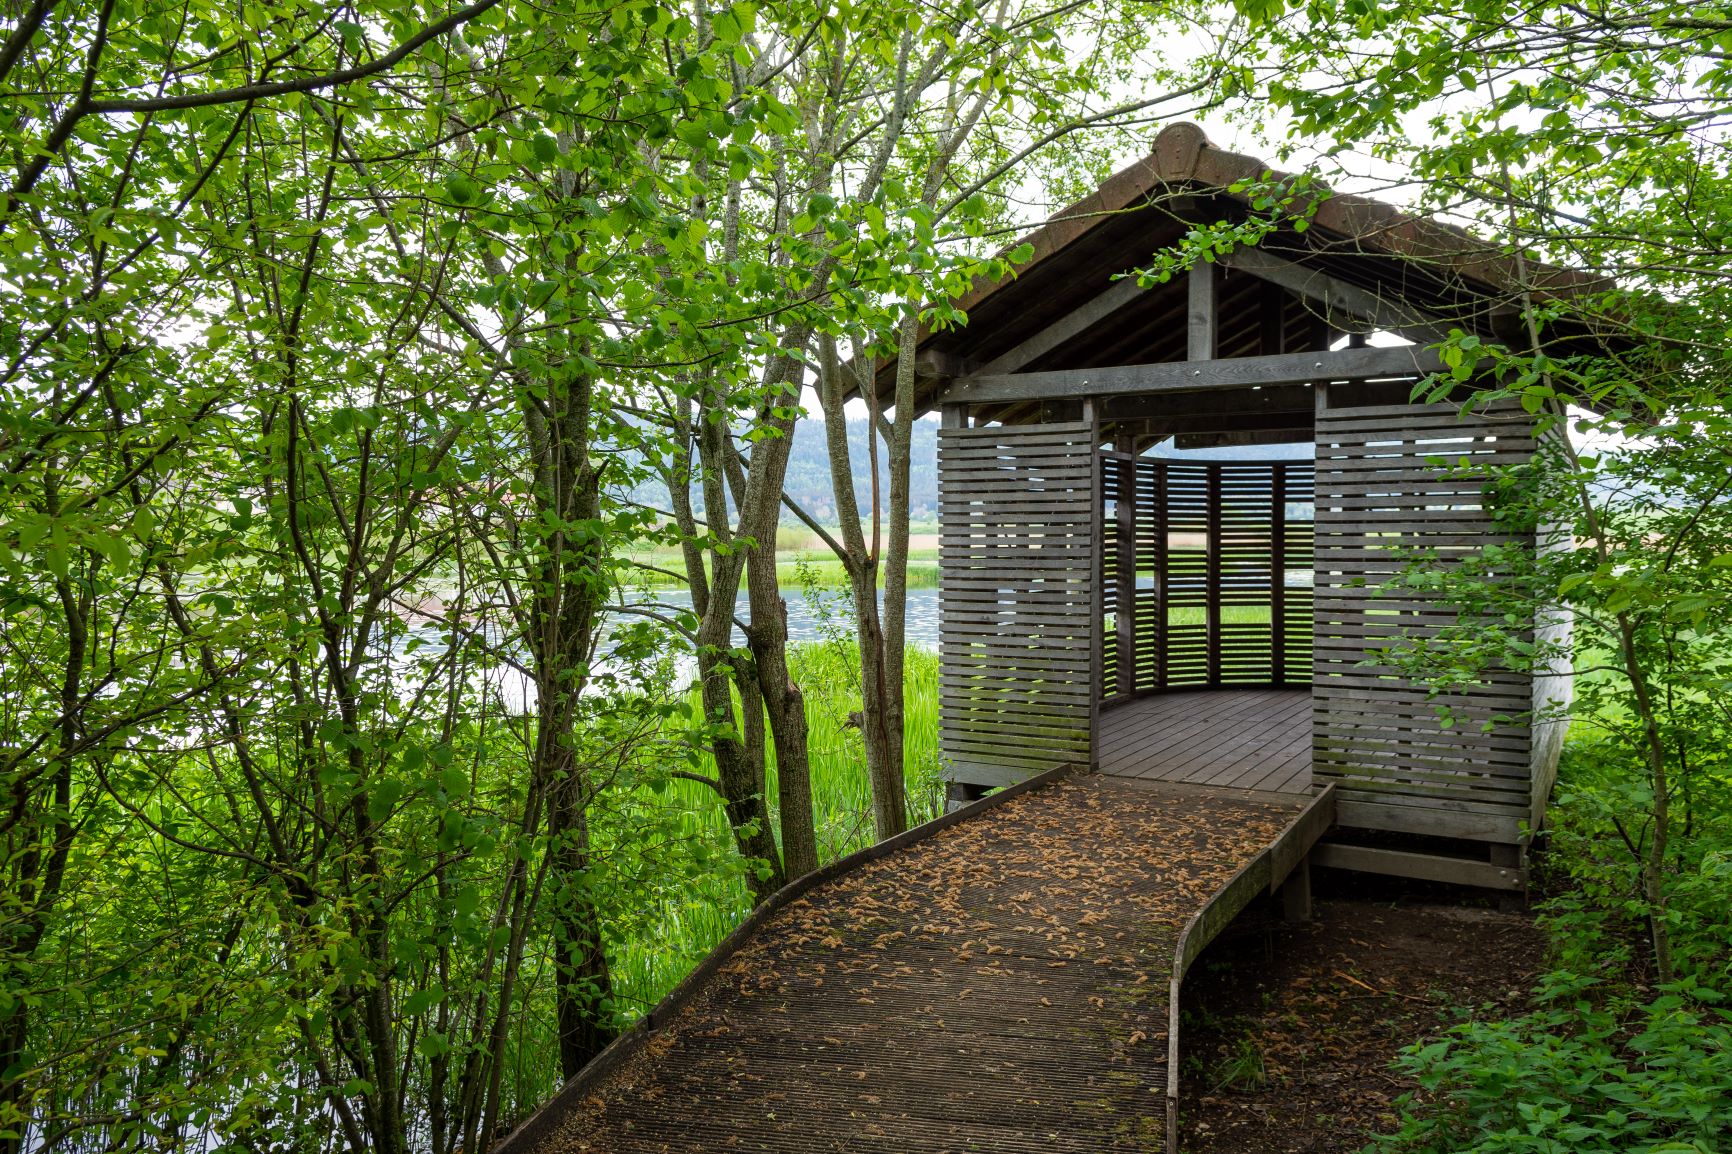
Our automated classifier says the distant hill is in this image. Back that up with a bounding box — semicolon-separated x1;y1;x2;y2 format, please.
627;419;1317;528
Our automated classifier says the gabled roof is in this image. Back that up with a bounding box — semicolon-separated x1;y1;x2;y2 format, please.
861;122;1609;413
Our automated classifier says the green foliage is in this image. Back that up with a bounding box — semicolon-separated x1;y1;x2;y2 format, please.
1377;982;1732;1154
1371;745;1732;1154
1;0;1197;1139
1187;0;1732;1142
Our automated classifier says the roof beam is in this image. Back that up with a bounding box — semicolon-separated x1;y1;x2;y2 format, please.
1220;246;1457;345
1108;409;1313;438
973;274;1151;377
1173;427;1312;449
1100;383;1313;422
942;343;1446;405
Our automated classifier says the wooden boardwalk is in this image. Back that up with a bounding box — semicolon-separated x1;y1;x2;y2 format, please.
500;774;1330;1154
1099;689;1312;795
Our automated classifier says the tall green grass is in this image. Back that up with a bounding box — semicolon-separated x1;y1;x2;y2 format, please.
606;643;941;1016
622;547;941;589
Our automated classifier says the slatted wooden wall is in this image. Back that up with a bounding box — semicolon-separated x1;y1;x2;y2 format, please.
1102;458;1314;696
1162;462;1213;685
1280;464;1317;685
938;422;1097;788
1313;397;1538;843
1100;453;1135;704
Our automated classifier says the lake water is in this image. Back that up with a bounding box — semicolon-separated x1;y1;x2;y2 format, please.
620;586;941;651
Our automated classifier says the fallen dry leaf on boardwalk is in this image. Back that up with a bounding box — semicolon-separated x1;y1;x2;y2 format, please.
545;776;1301;1153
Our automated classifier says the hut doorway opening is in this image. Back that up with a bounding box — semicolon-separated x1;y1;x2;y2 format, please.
1096;449;1316;793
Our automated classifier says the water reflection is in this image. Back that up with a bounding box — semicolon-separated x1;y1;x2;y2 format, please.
619;586;941;651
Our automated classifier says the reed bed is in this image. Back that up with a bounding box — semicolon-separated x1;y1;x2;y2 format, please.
607;643;942;1016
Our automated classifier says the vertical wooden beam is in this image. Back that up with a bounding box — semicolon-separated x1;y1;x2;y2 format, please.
1089;442;1103;769
1271;463;1287;687
1117;457;1137;698
1261;280;1285;356
1205;463;1222;686
940;402;967;429
1281;856;1313;923
1310;382;1328;776
1309;315;1331;353
1154;460;1169;690
1188;259;1217;361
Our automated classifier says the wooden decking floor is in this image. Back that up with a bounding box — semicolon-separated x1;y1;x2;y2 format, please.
527;777;1308;1153
1099;689;1312;795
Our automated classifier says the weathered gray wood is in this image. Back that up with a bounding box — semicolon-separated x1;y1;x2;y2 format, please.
1333;796;1525;843
1314;396;1539;848
942;344;1447;405
1188;259;1217;361
1165;784;1336;1153
939;421;1096;789
1529;433;1574;834
489;763;1081;1154
1312;841;1524;890
1220;246;1456;345
976;275;1150;377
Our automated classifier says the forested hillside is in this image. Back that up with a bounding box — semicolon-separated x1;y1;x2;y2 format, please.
628;416;940;525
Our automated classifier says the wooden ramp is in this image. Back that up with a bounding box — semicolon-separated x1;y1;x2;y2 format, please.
499;773;1333;1154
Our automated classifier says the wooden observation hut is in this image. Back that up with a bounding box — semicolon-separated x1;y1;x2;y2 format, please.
863;124;1591;889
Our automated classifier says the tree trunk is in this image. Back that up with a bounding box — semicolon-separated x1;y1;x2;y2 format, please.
529;384;618;1079
745;567;819;880
815;335;907;841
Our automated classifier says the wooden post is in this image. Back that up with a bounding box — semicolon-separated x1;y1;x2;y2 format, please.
1154;460;1169;690
1261;279;1285;356
1281;855;1313;922
1205;463;1222;686
1271;463;1287;686
1188;259;1217;361
1117;459;1138;698
1087;398;1102;770
940;402;967;429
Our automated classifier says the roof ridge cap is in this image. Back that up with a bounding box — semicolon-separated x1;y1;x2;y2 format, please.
1151;121;1210;182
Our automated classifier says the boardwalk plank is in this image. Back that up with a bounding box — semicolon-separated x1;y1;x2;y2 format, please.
1099;689;1312;793
525;778;1303;1154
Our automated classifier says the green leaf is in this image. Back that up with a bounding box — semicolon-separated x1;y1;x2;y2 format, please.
444;172;480;206
367;778;405;824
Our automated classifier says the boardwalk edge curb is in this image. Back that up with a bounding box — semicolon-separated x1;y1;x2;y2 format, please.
1163;783;1336;1154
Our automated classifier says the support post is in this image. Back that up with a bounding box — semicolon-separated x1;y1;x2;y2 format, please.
1153;461;1169;690
1118;458;1138;698
1205;464;1222;685
1271;463;1287;686
1088;403;1103;769
1188;259;1217;361
1260;278;1285;356
1281;855;1312;923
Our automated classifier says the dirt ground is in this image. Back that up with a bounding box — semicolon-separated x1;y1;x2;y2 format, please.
1176;870;1548;1153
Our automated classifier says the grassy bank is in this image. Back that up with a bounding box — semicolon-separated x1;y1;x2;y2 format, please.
625;548;940;590
624;524;942;590
606;643;942;1014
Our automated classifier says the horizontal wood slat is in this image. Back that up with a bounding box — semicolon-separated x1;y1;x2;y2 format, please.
1103;457;1314;697
940;422;1095;786
1314;396;1536;844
